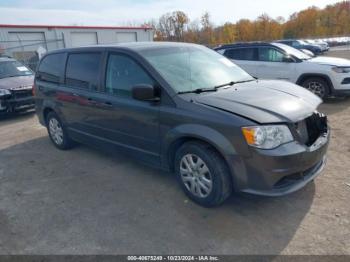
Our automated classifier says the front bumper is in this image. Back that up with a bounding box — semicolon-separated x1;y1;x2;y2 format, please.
332;89;350;97
231;128;330;196
329;71;350;97
0;96;35;114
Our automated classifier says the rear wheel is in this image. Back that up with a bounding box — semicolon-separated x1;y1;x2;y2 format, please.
301;77;330;99
46;111;75;150
174;141;232;207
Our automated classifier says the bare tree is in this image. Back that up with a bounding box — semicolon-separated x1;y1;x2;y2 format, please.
172;11;189;41
158;12;175;40
157;11;189;41
200;11;215;45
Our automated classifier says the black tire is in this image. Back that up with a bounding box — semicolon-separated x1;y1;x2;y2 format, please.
174;141;232;207
46;111;75;150
301;77;330;99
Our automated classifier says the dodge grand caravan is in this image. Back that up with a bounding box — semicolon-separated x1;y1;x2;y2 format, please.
34;42;329;207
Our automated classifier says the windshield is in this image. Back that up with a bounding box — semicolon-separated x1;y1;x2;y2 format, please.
0;61;33;79
139;45;254;93
273;43;311;60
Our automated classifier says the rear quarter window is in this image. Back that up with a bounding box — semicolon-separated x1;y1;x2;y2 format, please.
224;48;257;61
37;53;66;84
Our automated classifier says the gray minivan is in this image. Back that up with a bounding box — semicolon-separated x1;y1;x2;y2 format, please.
34;42;329;207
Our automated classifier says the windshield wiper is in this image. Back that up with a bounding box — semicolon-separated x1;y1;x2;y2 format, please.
213;81;235;89
2;75;21;78
214;79;255;89
177;79;255;95
177;88;218;94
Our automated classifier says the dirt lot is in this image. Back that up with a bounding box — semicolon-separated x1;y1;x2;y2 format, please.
0;54;350;255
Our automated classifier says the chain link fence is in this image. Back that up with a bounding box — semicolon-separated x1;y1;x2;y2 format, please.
0;38;64;71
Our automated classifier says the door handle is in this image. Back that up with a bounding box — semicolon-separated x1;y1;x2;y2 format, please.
87;97;98;105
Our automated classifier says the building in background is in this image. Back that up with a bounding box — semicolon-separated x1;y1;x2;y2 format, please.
0;24;154;70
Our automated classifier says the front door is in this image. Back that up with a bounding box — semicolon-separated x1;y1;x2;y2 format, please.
255;47;296;82
79;52;161;165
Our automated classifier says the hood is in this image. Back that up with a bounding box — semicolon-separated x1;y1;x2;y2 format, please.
304;44;320;50
0;75;34;90
192;80;322;123
308;56;350;67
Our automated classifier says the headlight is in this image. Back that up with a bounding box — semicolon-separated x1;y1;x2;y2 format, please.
332;67;350;73
0;89;11;96
242;125;294;149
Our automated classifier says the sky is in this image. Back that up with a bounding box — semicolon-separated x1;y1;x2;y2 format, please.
0;0;344;26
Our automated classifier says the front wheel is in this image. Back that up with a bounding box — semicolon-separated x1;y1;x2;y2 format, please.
301;77;330;99
174;141;232;207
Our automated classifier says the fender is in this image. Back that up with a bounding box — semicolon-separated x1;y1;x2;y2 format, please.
296;73;334;93
161;123;237;170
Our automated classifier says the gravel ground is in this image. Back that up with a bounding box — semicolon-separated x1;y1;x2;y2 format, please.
326;46;350;59
0;53;349;255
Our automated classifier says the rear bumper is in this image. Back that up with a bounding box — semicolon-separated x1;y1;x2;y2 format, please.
230;128;330;196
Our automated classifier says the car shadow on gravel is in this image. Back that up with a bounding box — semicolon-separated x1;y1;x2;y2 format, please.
0;110;35;123
0;136;315;255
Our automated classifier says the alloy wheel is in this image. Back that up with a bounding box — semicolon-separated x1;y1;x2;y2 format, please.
305;81;326;98
49;118;64;145
179;154;213;198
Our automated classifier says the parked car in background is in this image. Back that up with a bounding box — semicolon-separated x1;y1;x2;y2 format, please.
305;39;330;52
326;37;350;47
276;39;323;55
35;42;329;207
215;42;350;99
300;49;315;57
0;57;34;114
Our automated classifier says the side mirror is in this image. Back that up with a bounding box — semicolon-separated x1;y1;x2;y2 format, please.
132;84;159;101
283;55;294;63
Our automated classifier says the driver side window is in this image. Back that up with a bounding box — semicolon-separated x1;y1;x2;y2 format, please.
106;54;155;98
258;47;285;62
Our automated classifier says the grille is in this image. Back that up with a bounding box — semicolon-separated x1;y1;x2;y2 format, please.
11;89;33;100
274;159;323;189
295;112;327;146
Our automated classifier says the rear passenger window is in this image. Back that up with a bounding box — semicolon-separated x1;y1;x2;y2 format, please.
37;53;65;84
292;41;301;47
224;48;256;61
105;54;155;98
65;53;101;91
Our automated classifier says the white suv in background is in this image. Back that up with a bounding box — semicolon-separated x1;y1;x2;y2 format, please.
215;42;350;99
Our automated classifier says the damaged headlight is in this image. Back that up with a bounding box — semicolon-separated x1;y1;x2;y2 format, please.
0;89;11;96
242;125;294;149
